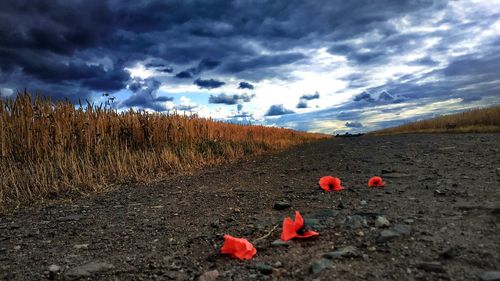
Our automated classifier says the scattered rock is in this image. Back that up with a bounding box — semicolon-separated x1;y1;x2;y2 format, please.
392;224;412;236
255;263;273;275
345;215;367;229
48;264;61;280
360;200;367;206
323;246;360;260
13;245;20;250
271;239;290;247
273;201;291;210
310;259;333;275
480;271;500;281
378;230;400;242
74;244;89;250
416;261;446;273
375;216;390;228
64;262;114;280
198;270;219;281
434;189;446;196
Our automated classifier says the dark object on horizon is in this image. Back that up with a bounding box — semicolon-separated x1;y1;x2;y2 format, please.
335;132;365;138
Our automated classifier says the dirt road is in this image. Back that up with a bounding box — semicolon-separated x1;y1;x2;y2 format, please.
1;134;499;280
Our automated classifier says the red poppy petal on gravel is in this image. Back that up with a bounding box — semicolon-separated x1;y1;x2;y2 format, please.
368;176;385;187
220;234;256;260
281;217;298;241
281;211;319;241
319;176;334;192
332;177;344;191
296;230;320;238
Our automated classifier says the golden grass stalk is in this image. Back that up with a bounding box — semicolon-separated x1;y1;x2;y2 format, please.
370;105;500;135
0;93;328;210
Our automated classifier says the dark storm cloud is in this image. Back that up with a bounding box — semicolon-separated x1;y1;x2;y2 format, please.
238;82;254;90
208;93;255;105
221;53;306;73
175;71;194;79
345;121;363;128
194;78;225;89
296;100;308;109
300;92;320;100
265;104;294;116
120;78;173;111
1;0;498;119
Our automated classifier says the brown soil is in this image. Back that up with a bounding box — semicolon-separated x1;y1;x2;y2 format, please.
1;134;499;281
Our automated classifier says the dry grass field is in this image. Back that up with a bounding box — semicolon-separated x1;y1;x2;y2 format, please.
371;105;500;135
0;93;328;210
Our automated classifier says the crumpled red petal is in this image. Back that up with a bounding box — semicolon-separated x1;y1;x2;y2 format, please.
220;234;257;260
319;176;335;192
331;177;344;191
368;176;385;187
281;211;319;241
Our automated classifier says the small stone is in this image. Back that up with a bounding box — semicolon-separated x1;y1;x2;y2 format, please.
367;246;376;252
360;200;367;206
198;270;219;281
271;239;290;247
392;224;412;236
255;263;273;275
480;271;500;281
345;215;367;229
434;189;446;196
323;246;360;260
310;259;333;275
65;262;115;280
48;265;61;280
404;219;415;224
375;216;391;228
48;265;61;272
74;244;89;249
13;245;21;250
378;230;400;242
273;261;283;268
416;261;446;273
273;201;291;210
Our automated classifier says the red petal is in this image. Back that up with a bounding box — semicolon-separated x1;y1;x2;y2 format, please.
221;235;256;260
368;176;384;187
319;176;334;192
281;217;298;241
293;211;305;231
332;177;344;191
296;230;320;238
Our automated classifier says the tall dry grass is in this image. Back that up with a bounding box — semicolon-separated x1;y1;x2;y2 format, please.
0;93;328;210
371;105;500;135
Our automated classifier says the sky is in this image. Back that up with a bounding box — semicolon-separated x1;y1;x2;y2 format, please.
1;0;499;133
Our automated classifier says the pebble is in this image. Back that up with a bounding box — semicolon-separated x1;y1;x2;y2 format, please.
378;230;400;242
74;244;89;249
480;271;500;281
416;261;446;273
273;201;291;210
323;246;360;260
198;270;219;281
48;264;61;280
375;216;390;228
310;258;333;275
255;263;273;275
345;215;367;229
392;224;412;236
64;262;115;280
360;200;367;206
271;239;290;247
